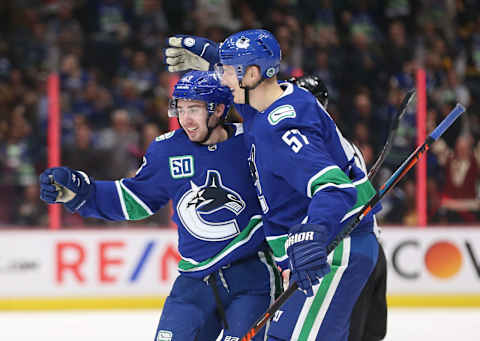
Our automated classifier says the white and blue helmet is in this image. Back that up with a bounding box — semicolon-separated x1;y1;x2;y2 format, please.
169;70;233;118
217;29;281;81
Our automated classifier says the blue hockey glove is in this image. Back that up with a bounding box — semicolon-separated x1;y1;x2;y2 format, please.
286;223;331;297
39;167;93;212
165;35;219;72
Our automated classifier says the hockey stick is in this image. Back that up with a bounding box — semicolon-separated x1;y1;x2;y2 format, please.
241;103;466;341
368;89;416;179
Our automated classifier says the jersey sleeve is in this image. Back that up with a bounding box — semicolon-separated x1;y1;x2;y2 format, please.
77;141;171;221
262;108;358;243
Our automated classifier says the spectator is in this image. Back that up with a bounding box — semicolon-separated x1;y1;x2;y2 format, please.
237;2;261;30
433;135;480;223
0;106;36;188
46;0;84;56
62;116;110;179
0;106;36;224
13;183;47;226
113;79;145;125
0;0;479;226
343;29;384;92
97;109;140;179
433;69;471;107
122;50;156;95
85;0;133;78
384;20;413;75
194;0;240;33
275;24;303;79
132;0;168;51
60;53;89;93
72;79;113;128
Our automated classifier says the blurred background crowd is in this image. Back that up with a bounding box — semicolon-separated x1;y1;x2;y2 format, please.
0;0;479;228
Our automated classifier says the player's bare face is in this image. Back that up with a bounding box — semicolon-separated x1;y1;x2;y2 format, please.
219;65;245;104
177;99;209;142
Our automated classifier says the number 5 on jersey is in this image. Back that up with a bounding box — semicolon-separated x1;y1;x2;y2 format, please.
282;129;309;153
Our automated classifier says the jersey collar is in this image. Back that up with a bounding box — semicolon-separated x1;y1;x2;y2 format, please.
259;82;294;113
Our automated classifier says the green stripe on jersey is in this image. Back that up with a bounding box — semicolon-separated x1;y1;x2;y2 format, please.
308;167;377;221
117;181;152;220
351;176;376;209
264;249;284;298
308;166;353;198
298;240;345;340
178;216;263;272
266;235;288;261
340;176;377;223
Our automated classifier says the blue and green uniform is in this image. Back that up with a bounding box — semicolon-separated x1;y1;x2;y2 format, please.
238;83;380;341
76;123;281;340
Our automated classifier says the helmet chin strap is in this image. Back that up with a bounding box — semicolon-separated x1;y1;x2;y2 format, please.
199;110;229;144
198;118;217;144
240;77;264;106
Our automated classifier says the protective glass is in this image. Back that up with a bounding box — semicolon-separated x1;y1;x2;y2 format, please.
214;63;243;83
169;98;207;118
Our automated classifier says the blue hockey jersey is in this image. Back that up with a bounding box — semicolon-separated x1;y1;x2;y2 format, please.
77;124;267;278
237;83;379;268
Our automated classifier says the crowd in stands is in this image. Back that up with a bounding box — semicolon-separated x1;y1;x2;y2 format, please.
0;0;479;228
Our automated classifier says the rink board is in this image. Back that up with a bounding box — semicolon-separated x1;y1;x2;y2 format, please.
0;227;479;310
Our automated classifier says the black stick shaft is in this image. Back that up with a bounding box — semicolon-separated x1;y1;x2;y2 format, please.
368;89;415;179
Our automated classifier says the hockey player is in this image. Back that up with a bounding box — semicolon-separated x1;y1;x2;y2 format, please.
293;75;387;341
165;30;382;341
39;71;281;341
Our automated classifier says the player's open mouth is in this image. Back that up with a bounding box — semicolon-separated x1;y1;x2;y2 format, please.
187;127;198;132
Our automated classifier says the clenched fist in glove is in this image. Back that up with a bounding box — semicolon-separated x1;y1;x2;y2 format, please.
164;35;219;72
286;223;331;297
39;167;93;212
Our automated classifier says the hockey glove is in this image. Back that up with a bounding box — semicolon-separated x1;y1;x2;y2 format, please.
39;167;93;212
286;223;331;297
165;35;219;72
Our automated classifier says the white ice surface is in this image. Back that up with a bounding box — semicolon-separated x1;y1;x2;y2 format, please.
0;308;478;341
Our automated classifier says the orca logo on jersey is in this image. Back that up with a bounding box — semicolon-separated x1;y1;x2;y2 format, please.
177;170;246;241
187;171;245;215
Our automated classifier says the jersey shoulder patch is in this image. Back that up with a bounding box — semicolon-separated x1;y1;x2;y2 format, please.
267;104;296;126
155;130;175;141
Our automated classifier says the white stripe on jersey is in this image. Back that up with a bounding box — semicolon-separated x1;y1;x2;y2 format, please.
291;237;351;340
115;180;129;220
308;237;351;339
